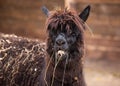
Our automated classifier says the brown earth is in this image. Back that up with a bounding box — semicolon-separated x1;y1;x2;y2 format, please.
84;58;120;86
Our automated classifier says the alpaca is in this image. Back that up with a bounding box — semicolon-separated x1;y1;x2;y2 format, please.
42;5;90;86
0;5;90;86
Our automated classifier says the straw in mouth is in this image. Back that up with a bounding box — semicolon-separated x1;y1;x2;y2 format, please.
57;50;65;57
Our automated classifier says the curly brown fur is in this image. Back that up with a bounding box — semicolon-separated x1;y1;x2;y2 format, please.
0;33;46;86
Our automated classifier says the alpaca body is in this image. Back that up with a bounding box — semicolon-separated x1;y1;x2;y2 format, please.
0;33;46;86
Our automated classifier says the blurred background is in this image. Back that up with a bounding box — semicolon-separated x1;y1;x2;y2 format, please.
0;0;120;86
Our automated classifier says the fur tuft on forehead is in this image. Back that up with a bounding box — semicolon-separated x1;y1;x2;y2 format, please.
45;9;85;32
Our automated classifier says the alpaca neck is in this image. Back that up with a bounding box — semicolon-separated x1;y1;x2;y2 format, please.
46;55;84;86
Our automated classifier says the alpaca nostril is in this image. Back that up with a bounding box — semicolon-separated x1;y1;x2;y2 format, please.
56;39;66;46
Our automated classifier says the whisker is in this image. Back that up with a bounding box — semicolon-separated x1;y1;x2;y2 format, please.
85;22;94;37
84;22;94;63
51;54;62;86
62;54;68;86
44;53;54;86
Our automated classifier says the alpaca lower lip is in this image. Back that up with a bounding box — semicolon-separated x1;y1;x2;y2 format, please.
57;50;65;57
55;50;67;62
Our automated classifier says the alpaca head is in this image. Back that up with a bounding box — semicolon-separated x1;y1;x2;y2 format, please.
42;6;90;65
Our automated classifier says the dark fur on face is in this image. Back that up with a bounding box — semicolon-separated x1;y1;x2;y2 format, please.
43;6;91;85
46;10;85;67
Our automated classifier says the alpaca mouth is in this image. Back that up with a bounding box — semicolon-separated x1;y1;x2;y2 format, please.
57;50;65;57
55;50;68;62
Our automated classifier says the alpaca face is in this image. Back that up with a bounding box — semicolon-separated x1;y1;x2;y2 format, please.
43;5;91;63
47;21;81;61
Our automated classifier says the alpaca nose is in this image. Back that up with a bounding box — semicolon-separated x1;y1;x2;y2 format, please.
56;39;66;46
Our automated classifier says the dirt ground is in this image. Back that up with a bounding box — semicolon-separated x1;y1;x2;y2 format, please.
84;58;120;86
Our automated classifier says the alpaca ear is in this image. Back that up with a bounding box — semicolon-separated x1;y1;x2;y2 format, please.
79;5;91;22
42;6;50;17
